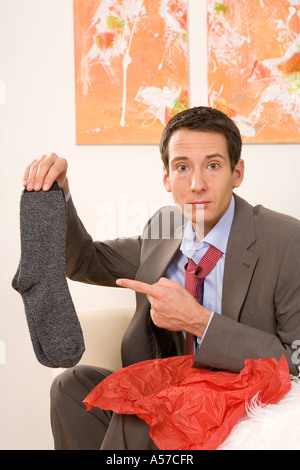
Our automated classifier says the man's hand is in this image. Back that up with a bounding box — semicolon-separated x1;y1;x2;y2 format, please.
23;153;69;195
116;277;212;338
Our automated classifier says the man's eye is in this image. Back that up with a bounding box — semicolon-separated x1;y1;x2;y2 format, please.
208;162;219;170
177;164;188;172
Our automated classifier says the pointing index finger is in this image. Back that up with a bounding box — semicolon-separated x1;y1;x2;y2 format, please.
116;278;156;296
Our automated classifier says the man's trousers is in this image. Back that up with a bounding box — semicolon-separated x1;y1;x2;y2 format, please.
50;365;158;450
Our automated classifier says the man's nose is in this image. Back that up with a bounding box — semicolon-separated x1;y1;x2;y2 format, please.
190;169;207;192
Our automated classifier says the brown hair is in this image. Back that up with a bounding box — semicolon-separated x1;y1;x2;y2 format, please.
159;106;242;174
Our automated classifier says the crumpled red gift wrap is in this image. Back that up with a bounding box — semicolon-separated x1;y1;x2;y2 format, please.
83;354;291;450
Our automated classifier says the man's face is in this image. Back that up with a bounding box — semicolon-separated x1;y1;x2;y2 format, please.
163;129;244;237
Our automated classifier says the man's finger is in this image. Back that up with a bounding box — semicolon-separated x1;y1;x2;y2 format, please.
23;158;37;186
116;278;157;296
156;277;175;288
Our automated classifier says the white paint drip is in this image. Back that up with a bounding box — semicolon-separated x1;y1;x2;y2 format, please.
83;0;146;126
135;85;181;126
120;0;144;127
159;0;186;34
287;0;300;5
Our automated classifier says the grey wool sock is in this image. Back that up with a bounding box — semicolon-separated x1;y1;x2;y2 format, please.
12;181;85;368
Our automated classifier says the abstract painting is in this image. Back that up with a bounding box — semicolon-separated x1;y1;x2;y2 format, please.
73;0;189;144
207;0;300;143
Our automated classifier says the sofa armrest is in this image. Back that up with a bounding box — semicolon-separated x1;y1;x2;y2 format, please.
77;305;135;371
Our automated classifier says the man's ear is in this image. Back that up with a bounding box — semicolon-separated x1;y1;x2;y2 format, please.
233;159;245;189
163;167;171;192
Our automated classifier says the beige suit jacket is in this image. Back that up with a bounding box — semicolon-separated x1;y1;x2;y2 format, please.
66;193;300;375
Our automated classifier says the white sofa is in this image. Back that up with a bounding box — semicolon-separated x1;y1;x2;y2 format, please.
76;305;135;371
52;305;135;378
53;305;300;450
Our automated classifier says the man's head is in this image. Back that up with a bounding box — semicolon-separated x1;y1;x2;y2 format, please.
160;107;244;236
160;106;242;175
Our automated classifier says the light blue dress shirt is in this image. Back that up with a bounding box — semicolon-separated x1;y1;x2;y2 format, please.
165;196;235;344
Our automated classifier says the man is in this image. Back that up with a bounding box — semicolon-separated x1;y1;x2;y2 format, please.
23;107;300;450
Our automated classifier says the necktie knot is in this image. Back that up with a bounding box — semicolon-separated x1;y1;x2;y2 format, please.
185;245;223;281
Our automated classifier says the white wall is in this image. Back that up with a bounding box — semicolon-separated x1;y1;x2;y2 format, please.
0;0;299;450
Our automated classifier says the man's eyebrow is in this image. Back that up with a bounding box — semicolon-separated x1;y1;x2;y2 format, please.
169;156;189;163
205;153;227;160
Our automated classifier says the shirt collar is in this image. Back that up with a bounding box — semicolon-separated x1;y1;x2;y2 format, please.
180;195;235;259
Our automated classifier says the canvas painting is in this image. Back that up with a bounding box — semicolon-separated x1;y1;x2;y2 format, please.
73;0;189;144
207;0;300;143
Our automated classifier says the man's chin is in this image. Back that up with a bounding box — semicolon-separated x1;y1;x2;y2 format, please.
176;203;205;238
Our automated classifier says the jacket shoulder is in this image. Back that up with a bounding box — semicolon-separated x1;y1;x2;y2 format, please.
235;194;300;229
253;202;300;233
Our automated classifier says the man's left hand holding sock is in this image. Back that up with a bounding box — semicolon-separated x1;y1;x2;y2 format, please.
12;181;85;368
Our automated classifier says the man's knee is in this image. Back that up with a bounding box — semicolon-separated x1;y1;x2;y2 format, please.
51;366;81;407
51;364;112;406
51;366;73;390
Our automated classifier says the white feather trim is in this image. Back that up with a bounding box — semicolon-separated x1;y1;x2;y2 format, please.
218;377;300;450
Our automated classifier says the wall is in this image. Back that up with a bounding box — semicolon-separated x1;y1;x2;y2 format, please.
0;0;299;450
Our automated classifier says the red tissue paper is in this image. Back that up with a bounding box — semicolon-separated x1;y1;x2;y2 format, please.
83;354;291;450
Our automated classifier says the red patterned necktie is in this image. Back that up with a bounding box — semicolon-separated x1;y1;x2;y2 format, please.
184;245;223;354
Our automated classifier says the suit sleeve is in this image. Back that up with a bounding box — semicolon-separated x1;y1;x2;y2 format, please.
65;196;142;286
193;229;300;376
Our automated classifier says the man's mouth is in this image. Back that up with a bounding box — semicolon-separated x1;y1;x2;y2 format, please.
189;201;211;208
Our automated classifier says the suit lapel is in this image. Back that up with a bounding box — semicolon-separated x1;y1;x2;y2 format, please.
136;237;182;285
136;207;186;284
222;195;258;321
